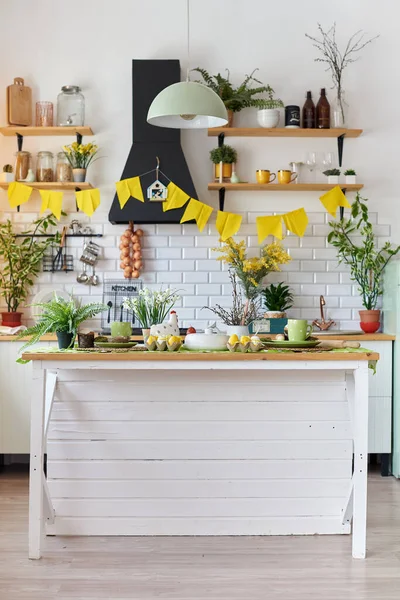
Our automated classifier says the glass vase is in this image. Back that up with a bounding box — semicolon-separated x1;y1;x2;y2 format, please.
332;90;348;129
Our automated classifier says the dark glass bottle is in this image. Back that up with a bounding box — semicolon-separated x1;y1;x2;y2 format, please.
302;91;315;128
316;88;330;129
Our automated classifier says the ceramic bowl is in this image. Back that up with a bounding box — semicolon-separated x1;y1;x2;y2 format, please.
184;332;229;351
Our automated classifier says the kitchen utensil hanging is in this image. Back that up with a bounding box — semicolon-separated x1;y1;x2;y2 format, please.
42;226;74;272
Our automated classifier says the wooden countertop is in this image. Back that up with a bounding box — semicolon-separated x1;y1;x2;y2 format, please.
21;350;379;362
2;332;395;342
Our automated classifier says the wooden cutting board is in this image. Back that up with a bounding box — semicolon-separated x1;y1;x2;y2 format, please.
7;78;32;126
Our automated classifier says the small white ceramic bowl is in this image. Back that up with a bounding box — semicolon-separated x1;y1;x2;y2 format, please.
184;332;229;351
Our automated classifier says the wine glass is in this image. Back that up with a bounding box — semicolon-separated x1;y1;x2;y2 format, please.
321;152;334;170
304;152;317;182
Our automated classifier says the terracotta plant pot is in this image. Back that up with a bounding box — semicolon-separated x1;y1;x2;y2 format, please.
214;163;233;181
226;109;234;128
359;309;380;334
1;311;22;327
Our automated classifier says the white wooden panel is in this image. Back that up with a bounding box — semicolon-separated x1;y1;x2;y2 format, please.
47;516;350;536
367;341;392;397
368;396;392;453
47;459;352;480
47;421;351;441
51;400;349;422
51;497;344;518
48;478;349;499
48;439;352;460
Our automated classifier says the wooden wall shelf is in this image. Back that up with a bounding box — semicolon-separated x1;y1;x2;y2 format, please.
208;183;363;192
208;127;363;138
0;126;94;137
0;182;93;191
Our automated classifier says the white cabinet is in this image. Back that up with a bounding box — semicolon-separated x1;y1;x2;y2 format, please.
0;340;56;453
364;341;393;454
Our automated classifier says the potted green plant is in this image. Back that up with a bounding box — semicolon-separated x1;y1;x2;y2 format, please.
123;287;181;340
323;168;341;184
263;282;294;318
256;91;285;128
0;215;59;327
210;144;238;181
344;169;357;184
62;141;99;183
192;68;277;127
0;164;14;183
328;192;400;332
19;294;107;350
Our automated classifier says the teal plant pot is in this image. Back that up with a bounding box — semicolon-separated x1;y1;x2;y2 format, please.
56;331;76;349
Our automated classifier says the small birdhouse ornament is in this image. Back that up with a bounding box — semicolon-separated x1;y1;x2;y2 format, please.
147;157;168;202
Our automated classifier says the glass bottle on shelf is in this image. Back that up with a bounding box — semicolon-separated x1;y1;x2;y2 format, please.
14;151;32;181
316;88;330;129
302;91;315;128
56;152;73;182
36;151;54;182
57;85;85;126
332;90;347;128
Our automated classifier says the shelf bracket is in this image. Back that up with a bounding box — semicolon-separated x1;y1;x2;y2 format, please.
337;134;346;168
76;132;83;145
16;132;23;151
218;132;225;148
340;187;347;220
75;186;81;212
218;187;226;212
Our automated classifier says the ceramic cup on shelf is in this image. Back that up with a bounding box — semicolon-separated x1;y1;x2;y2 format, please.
110;321;132;338
277;170;298;184
256;170;276;184
287;319;313;342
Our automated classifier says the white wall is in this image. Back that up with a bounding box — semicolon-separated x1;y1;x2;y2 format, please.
0;0;397;329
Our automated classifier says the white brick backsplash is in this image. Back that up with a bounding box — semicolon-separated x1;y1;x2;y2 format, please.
340;296;363;308
178;285;195;295
327;261;349;272
312;224;332;236
157;224;182;235
300;284;326;296
157;248;181;259
143;260;168;271
145;235;168;248
170;260;195;272
183;248;208;259
265;272;288;283
300;237;326;248
140;272;157;284
281;260;300;271
183;272;208;284
307;213;325;224
324;308;353;320
169;236;194;247
195;236;220;247
374;225;391;236
156;272;182;284
175;308;195;320
210;295;234;307
210;271;232;283
196;284;221;295
289;248;313;260
315;272;339;284
292;296;314;308
184;296;209;307
340;272;353;284
196;260;221;271
313;248;337;260
301;261;326;272
288;272;313;284
327;285;352;296
282;236;299;248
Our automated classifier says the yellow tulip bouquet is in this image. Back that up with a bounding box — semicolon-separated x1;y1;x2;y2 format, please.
62;142;99;169
209;237;291;325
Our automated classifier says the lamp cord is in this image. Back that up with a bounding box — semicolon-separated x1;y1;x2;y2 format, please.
186;0;190;81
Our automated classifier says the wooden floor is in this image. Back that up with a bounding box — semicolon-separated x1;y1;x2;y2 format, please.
1;471;400;599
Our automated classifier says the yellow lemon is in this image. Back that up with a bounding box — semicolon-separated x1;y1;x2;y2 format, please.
228;334;239;345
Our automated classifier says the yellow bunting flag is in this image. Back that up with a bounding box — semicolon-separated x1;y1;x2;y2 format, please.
163;181;191;212
39;190;63;220
75;188;101;217
115;176;144;208
256;215;283;243
283;208;308;237
7;181;33;208
216;211;242;241
180;199;213;232
319;185;351;217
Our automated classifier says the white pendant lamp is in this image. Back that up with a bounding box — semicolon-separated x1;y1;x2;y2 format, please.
147;1;228;129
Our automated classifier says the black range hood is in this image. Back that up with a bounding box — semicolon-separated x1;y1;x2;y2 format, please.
109;59;197;224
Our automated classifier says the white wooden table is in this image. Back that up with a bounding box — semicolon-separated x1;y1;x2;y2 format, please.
23;350;377;560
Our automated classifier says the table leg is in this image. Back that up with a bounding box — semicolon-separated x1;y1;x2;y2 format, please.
28;365;46;559
352;364;369;559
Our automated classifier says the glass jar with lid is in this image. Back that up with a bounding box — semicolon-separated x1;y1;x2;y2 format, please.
36;151;54;182
57;85;85;126
56;151;73;182
14;151;32;181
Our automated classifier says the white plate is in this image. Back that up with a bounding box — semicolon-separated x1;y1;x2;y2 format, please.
30;288;70;322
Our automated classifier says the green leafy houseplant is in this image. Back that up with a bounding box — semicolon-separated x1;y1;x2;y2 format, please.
323;168;341;177
209;145;237;164
263;282;294;314
328;193;400;311
123;288;180;330
193;68;280;113
0;215;60;324
19;294;107;351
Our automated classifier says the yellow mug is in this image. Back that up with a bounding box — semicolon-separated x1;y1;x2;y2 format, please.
277;170;298;184
256;170;276;184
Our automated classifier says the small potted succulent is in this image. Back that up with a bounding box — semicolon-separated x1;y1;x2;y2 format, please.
256;90;285;128
263;282;294;318
210;144;238;181
344;169;357;184
323;168;341;184
0;164;14;183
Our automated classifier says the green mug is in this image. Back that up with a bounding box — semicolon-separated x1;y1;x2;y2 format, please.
110;321;132;338
287;319;312;342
